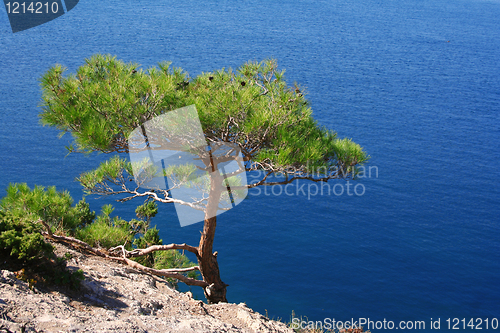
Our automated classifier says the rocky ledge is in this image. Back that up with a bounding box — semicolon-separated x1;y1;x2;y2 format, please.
0;242;292;333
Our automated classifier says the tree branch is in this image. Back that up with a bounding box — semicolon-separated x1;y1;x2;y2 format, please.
39;229;110;259
110;243;199;257
37;220;207;288
230;173;346;190
116;256;208;287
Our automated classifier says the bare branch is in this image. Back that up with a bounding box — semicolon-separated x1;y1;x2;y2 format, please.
116;256;208;287
93;186;207;211
230;173;345;190
110;243;199;257
160;266;200;273
40;229;110;258
220;166;246;179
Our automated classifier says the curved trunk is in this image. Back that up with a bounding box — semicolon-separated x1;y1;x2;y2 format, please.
197;171;228;303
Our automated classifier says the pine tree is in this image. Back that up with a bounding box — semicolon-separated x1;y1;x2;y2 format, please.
39;54;368;303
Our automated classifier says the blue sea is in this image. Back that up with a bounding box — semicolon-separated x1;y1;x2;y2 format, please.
1;0;499;331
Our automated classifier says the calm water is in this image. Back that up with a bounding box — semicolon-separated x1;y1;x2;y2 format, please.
1;0;499;331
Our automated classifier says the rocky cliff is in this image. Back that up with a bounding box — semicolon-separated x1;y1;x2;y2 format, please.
0;242;292;333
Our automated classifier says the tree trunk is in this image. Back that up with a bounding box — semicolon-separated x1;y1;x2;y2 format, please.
197;171;228;303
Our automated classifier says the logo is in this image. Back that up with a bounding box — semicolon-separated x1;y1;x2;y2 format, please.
128;105;248;227
3;0;79;33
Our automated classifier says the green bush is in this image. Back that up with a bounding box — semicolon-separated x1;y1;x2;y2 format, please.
76;204;133;249
76;220;131;249
0;183;95;236
43;257;85;290
135;200;158;224
133;226;161;266
0;211;84;290
0;211;53;262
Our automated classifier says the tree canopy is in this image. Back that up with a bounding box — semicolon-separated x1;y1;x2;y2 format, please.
40;54;368;180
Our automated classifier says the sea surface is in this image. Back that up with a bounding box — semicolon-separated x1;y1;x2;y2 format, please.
1;0;499;331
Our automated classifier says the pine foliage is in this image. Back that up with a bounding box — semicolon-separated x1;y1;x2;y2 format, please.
39;55;368;176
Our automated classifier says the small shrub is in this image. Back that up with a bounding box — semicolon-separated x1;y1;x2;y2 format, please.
76;204;132;248
135;201;158;224
0;211;53;262
15;261;85;291
0;211;84;290
49;267;85;290
76;219;131;249
0;183;95;236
